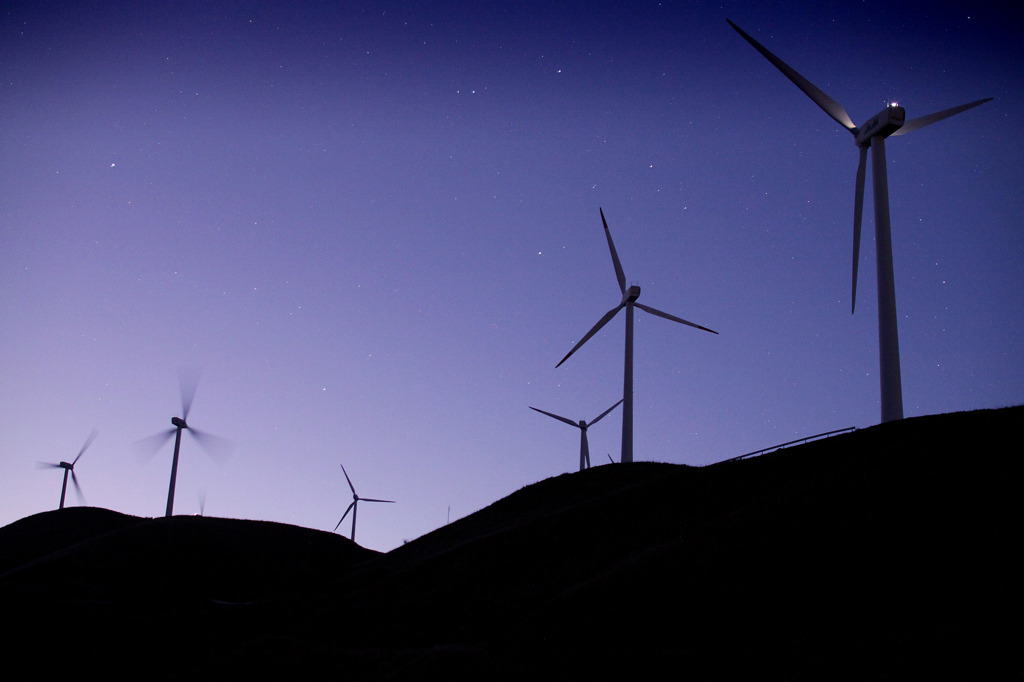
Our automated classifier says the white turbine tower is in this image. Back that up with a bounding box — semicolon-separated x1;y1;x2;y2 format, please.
729;19;992;423
556;209;717;464
530;398;623;471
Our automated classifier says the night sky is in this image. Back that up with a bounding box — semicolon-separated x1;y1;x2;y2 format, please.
3;1;1021;551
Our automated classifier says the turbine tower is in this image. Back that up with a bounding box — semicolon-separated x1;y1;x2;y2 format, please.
334;463;394;543
728;19;992;423
530;398;623;471
39;430;96;509
556;209;717;464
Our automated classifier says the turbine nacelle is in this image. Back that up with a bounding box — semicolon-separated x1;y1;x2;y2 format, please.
58;461;73;469
622;285;641;305
171;416;188;429
854;105;905;147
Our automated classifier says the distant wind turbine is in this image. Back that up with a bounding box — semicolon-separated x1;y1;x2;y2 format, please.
136;369;231;517
529;398;623;471
728;19;992;423
334;464;394;542
556;208;717;464
38;429;96;509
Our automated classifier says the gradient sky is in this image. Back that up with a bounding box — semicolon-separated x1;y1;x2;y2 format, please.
3;1;1022;551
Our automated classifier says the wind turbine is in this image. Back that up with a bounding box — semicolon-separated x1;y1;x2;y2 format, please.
728;19;992;423
556;209;717;464
137;370;231;517
334;463;394;542
38;430;96;509
529;398;623;471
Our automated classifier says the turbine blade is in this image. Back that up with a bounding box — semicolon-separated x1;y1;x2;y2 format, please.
360;498;395;504
635;302;718;334
179;367;201;421
134;428;176;459
600;208;627;295
589;398;624;426
556;304;624;368
852;145;868;313
529;406;580;428
188;427;233;462
70;470;86;506
73;429;98;465
727;19;856;132
890;97;992;137
334;501;355;531
340;464;356;496
37;461;63;470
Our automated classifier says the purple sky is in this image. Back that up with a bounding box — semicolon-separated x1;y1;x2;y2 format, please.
3;1;1022;551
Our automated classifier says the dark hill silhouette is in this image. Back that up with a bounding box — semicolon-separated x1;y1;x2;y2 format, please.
2;406;1019;680
0;506;143;575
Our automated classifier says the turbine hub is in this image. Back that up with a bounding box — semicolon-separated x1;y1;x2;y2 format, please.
855;105;905;146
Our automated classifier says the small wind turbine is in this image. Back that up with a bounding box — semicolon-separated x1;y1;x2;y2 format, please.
137;370;231;517
728;19;992;423
529;398;623;471
38;430;96;509
334;463;394;542
556;208;717;464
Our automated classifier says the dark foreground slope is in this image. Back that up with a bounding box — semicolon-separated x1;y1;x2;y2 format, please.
2;406;1020;680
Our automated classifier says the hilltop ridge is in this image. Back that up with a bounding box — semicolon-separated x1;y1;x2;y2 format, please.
2;406;1019;680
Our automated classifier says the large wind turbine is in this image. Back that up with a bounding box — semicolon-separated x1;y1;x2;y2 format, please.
556;209;717;464
137;370;231;517
334;464;394;543
530;398;623;471
728;19;992;423
38;430;96;509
